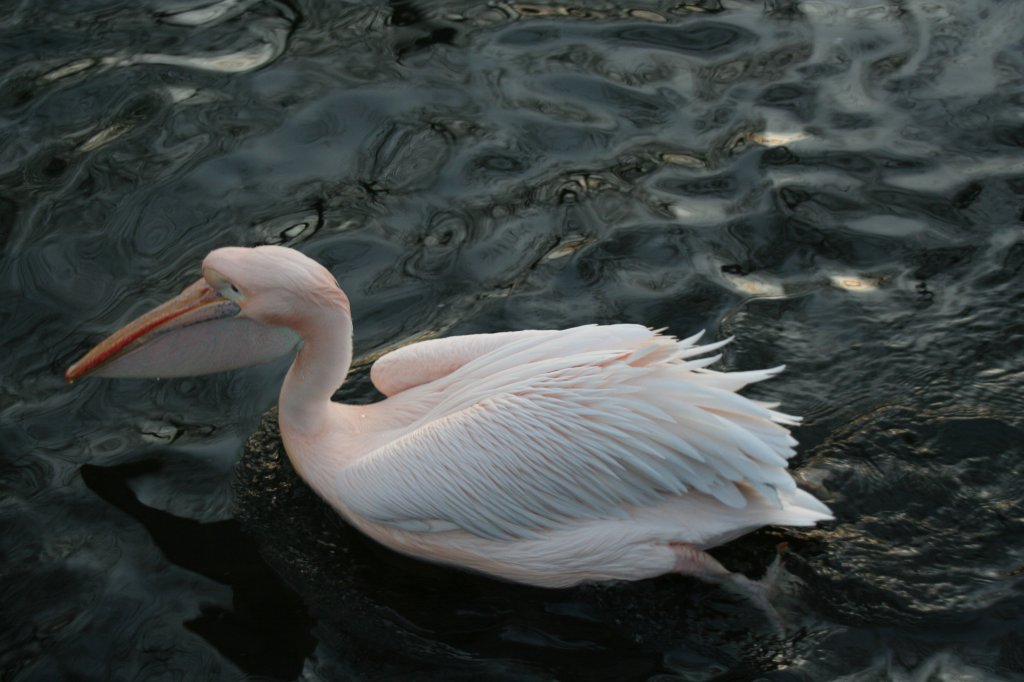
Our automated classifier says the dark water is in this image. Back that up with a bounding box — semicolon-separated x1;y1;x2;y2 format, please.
3;0;1023;679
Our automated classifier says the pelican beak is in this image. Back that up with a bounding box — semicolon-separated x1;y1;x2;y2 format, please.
66;277;299;382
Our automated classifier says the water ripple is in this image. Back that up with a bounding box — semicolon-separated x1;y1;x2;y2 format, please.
3;0;1024;679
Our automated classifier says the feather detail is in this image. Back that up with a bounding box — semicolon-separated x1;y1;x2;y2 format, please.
339;325;822;541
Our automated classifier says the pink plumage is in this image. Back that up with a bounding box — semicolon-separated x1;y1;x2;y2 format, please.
68;245;832;602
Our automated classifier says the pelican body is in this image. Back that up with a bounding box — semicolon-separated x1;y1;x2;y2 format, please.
68;246;831;591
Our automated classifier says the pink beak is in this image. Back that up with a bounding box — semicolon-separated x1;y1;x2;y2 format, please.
66;277;299;382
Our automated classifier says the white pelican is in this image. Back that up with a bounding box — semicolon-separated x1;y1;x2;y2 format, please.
67;245;831;600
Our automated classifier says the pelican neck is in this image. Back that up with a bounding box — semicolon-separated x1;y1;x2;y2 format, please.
278;309;353;436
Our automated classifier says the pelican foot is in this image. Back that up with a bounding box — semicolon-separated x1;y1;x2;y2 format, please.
670;543;785;632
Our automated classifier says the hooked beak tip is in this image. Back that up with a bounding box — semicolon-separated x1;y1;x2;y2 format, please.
65;355;91;383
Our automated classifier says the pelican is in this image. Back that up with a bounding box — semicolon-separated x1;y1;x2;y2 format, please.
67;245;831;601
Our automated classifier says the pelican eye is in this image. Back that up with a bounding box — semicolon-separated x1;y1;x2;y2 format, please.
221;280;245;303
204;268;245;303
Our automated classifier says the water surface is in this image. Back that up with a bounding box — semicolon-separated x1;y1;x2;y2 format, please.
2;0;1023;679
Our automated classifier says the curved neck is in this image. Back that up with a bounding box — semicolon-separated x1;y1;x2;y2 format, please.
279;309;353;436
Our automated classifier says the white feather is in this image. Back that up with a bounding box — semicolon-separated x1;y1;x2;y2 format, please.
336;325;827;541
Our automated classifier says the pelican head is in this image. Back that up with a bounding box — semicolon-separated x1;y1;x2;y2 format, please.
65;246;347;382
202;246;350;329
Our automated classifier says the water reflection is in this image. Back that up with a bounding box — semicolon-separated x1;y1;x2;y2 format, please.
81;460;316;679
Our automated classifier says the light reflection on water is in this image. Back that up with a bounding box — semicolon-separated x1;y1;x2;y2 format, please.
2;0;1023;679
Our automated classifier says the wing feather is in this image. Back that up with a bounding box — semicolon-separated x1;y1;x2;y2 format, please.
371;330;562;396
336;325;804;540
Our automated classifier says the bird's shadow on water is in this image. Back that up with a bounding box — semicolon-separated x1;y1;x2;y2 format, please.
81;413;816;681
79;461;317;681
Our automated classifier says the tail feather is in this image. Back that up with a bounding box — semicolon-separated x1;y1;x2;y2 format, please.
774;487;833;526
